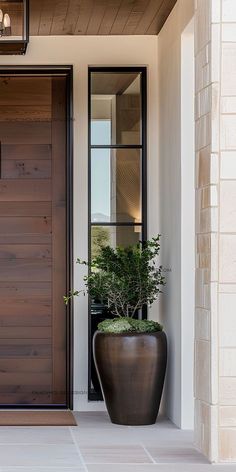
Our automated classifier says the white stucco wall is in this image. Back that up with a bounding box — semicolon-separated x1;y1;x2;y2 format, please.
157;0;195;428
0;35;159;411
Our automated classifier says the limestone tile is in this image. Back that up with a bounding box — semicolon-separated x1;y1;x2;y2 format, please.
210;185;218;207
194;0;211;53
210;153;219;185
199;252;210;269
220;406;236;427
199;208;211;233
211;233;218;282
196;268;204;307
0;444;81;467
199;87;211;117
221;115;236;150
197;234;211;254
196;206;218;234
195;340;210;402
211;24;221;85
219;377;236;405
196;114;211;151
219;428;236;461
221;97;236;114
219;283;236;293
219;235;236;283
220;348;236;376
222;24;236;42
220;181;236;232
194;399;218;462
222;44;236;96
79;444;151;464
209;282;219;405
220;151;236;179
195;308;210;340
195;47;209;93
202;63;210;90
203;282;211;309
222;0;236;22
194;399;210;455
195;54;203;94
211;207;218;232
195;92;200;120
198;186;217;210
219;292;236;346
146;445;208;464
195;189;201;233
211;83;220;152
197;147;210;187
203;268;211;284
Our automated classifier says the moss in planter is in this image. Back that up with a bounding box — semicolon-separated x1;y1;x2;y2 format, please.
97;317;163;334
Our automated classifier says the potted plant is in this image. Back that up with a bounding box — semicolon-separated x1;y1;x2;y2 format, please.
64;236;167;426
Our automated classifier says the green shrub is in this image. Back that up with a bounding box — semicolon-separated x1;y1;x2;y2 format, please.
98;317;163;334
64;236;165;332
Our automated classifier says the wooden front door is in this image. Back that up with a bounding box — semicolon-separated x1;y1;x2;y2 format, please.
0;69;72;407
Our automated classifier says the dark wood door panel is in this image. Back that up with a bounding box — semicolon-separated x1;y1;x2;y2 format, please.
0;234;51;244
0;180;51;201
0;300;51;318
0;105;51;122
0;77;52;106
0;202;52;217
0;393;52;405
1;144;52;161
0;217;52;235
0;122;51;144
0;339;51;358
0;313;51;327
0;72;69;407
0;327;52;339
0;244;51;259
0;260;52;282
0;282;51;300
0;358;52;373
2;160;52;179
0;372;52;388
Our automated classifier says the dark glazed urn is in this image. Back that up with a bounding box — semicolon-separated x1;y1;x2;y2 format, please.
93;331;167;425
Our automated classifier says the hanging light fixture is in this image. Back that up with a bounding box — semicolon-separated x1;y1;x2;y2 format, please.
0;0;29;55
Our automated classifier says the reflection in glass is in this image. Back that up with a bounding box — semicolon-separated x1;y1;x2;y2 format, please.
91;148;141;223
91;119;111;145
91;72;141;145
91;225;142;260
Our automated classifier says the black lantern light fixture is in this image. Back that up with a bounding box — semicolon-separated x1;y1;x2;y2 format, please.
0;0;29;55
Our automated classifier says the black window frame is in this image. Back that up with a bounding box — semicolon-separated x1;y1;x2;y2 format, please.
88;66;147;401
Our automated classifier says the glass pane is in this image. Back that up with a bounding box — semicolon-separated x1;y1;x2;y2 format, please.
0;1;25;40
91;72;141;145
91;148;141;223
91;225;142;259
91;119;111;145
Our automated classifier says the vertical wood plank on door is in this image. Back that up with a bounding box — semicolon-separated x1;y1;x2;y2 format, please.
51;77;67;405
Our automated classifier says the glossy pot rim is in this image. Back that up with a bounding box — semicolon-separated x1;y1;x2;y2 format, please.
94;330;166;337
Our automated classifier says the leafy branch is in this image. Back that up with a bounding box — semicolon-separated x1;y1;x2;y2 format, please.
64;236;165;318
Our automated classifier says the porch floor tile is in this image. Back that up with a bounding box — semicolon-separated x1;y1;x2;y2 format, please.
0;412;234;471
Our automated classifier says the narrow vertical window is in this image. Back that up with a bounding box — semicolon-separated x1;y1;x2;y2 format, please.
88;67;147;400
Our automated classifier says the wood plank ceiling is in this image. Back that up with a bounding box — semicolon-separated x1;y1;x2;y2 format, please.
29;0;177;36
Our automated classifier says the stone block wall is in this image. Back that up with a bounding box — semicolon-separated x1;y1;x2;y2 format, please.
195;0;236;462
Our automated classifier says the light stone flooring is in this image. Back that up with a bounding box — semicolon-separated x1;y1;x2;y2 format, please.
0;412;234;471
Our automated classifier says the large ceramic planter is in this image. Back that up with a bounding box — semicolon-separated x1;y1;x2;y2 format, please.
93;330;167;425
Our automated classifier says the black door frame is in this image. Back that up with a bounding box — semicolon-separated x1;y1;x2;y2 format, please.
0;65;74;410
